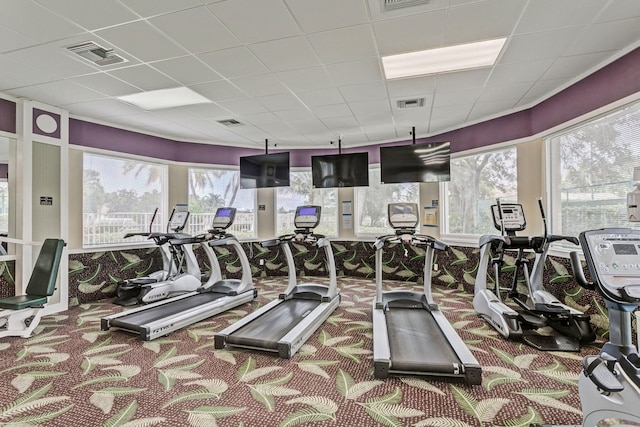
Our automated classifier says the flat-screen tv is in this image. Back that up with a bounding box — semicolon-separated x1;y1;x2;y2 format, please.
239;152;290;189
380;141;450;184
311;152;369;188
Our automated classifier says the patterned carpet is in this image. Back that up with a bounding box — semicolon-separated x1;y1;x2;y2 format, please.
0;276;633;427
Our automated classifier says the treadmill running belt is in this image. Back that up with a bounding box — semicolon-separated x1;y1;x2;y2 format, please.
386;308;461;373
110;292;227;328
227;298;320;350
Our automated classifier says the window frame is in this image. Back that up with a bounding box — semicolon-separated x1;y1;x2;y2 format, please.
187;164;257;240
440;143;519;246
275;167;339;238
354;165;420;238
545;99;640;239
82;150;168;249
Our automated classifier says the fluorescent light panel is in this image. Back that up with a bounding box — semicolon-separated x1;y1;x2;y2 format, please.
117;87;211;110
382;38;507;79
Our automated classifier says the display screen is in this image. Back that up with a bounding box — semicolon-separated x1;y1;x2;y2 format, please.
240;152;290;189
298;207;317;216
613;244;638;255
311;152;369;188
217;208;232;217
380;141;451;184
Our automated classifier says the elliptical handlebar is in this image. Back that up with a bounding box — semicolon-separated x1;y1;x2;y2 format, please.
569;251;596;291
375;233;448;252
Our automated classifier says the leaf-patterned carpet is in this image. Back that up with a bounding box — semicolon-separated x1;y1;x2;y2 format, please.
0;276;635;427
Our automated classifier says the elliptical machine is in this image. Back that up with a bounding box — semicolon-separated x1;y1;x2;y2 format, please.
114;204;201;306
531;228;640;427
474;199;595;351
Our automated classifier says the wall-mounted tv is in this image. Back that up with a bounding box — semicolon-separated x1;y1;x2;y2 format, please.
239;152;290;189
311;152;369;188
380;141;451;184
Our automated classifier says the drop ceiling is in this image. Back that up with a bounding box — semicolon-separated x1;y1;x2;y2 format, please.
0;0;639;149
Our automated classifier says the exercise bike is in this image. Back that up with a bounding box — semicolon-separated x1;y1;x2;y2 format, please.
474;199;595;351
532;228;640;427
115;204;201;306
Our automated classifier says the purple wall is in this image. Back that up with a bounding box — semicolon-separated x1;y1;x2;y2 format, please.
0;164;7;179
69;47;640;165
0;98;16;134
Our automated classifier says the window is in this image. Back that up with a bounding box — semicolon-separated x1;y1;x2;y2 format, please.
547;101;640;236
0;180;7;234
188;167;256;239
83;153;166;247
276;170;338;236
355;168;419;235
444;147;517;236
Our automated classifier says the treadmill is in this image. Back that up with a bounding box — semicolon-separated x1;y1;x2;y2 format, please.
372;203;482;385
101;207;257;341
214;205;340;359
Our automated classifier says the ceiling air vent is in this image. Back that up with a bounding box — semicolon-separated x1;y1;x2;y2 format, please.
383;0;432;11
397;98;426;109
66;41;125;67
217;119;243;127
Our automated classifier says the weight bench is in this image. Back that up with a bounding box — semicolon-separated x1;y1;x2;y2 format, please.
0;239;65;338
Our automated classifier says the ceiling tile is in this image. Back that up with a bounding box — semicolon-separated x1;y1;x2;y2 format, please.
476;82;531;103
189;80;246;101
5;42;99;80
367;0;450;21
386;75;436;98
7;80;105;106
339;82;388;103
349;99;391;118
152;56;222;85
257;93;305;111
285;0;369;33
276;67;334;91
468;100;517;121
231;74;289;97
62;98;143;118
325;58;383;86
308;25;377;64
564;18;640;56
179;102;231;119
487;60;554;86
312;104;353;119
434;68;491;91
0;25;38;54
444;0;527;45
274;109;317;122
433;88;482;107
515;0;606;34
119;0;203;18
198;47;269;79
208;0;301;44
373;10;446;56
0;0;84;42
149;7;240;54
108;64;178;91
597;0;640;22
249;37;320;72
296;88;344;107
543;52;614;81
72;73;142;96
35;0;139;30
500;27;586;64
218;98;268;115
95;21;188;62
243;112;281;126
525;77;572;102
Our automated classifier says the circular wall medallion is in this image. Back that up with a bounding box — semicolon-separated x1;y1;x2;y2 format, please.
35;113;58;134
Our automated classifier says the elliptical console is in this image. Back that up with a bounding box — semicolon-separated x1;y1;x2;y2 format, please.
553;228;640;427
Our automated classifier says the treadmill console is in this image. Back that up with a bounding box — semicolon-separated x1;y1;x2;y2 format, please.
388;203;418;230
294;206;321;230
211;207;236;230
580;228;640;304
168;204;190;232
491;203;526;233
